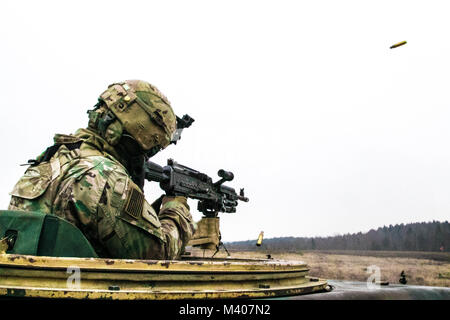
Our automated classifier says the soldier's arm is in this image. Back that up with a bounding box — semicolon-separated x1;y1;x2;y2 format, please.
158;196;196;258
95;173;195;260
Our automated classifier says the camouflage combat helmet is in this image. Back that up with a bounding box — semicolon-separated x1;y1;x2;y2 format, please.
88;80;176;155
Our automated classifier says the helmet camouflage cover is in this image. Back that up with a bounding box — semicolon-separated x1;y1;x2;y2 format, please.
98;80;176;151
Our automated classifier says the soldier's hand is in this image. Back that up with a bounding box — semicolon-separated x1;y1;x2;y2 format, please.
151;195;189;215
160;196;190;217
163;196;188;206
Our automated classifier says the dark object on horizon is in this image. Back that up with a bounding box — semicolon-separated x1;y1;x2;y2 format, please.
399;270;407;285
390;41;407;49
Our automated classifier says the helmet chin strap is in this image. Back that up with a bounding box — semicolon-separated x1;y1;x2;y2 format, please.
145;145;162;159
116;133;161;190
118;133;142;156
127;154;146;190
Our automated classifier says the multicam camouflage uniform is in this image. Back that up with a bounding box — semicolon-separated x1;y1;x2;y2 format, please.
8;80;196;259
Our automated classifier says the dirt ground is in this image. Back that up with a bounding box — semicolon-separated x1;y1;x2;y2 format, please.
198;249;450;287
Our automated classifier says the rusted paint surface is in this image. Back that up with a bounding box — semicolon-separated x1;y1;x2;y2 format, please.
0;253;308;273
0;253;326;300
0;280;328;300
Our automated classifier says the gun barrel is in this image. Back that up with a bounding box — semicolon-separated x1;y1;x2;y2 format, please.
238;195;249;202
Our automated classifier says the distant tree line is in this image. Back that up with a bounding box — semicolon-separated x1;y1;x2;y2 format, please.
227;221;450;252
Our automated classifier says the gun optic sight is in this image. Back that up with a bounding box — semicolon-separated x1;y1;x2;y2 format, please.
218;169;234;181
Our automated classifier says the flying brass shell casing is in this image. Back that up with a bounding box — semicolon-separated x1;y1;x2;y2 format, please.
390;41;407;49
256;231;264;246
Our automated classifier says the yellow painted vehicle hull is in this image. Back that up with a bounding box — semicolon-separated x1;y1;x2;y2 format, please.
0;253;327;300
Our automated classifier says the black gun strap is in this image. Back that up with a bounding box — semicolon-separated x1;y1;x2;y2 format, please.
34;141;83;165
150;194;165;215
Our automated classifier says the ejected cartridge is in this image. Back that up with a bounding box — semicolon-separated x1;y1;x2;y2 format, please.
256;231;264;246
390;41;407;49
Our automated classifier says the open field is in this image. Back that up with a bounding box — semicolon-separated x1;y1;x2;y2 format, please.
301;250;450;262
201;249;450;287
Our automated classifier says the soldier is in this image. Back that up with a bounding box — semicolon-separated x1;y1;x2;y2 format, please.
8;80;196;260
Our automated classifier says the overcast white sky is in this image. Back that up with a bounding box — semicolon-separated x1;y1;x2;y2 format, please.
1;0;449;242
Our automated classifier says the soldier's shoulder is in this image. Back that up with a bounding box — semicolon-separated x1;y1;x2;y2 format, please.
69;155;131;213
69;155;129;181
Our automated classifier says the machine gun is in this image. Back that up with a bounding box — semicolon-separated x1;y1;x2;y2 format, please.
144;159;249;256
145;159;249;216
